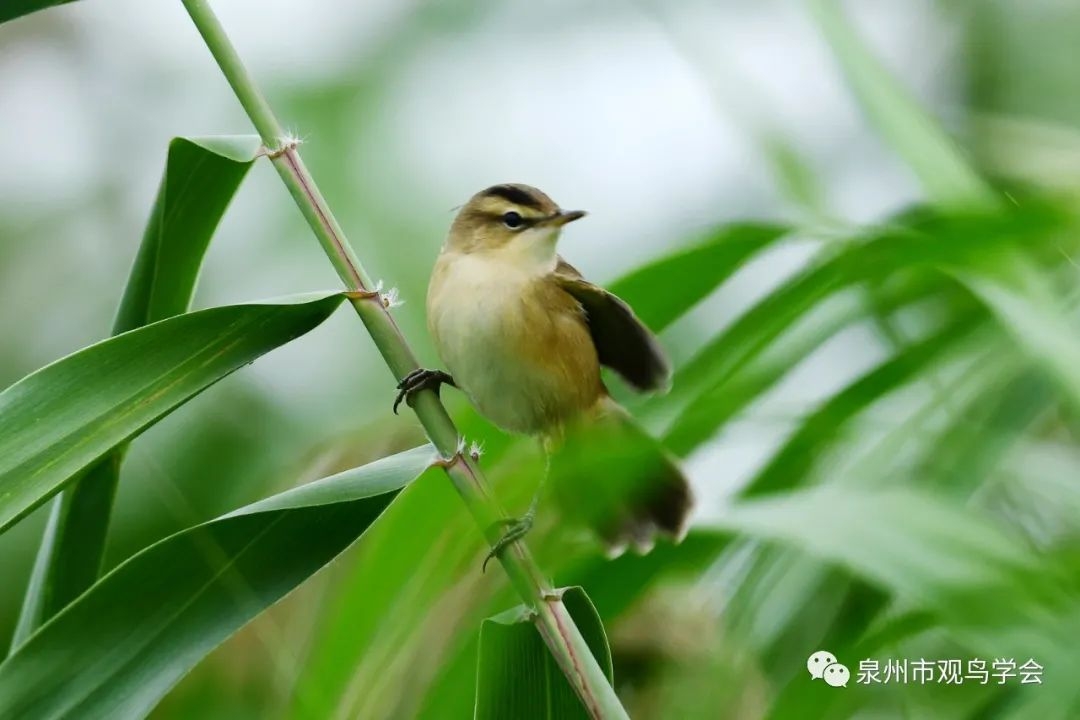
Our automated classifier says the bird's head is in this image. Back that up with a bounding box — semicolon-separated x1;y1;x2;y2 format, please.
445;184;586;268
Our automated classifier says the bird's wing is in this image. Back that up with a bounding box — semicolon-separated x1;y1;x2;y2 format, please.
553;257;671;392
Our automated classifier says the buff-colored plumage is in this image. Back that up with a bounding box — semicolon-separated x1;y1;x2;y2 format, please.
424;183;692;549
428;193;603;436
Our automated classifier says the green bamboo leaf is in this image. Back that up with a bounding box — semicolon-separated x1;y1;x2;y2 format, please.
14;135;262;649
654;203;1062;443
812;0;1080;498
114;135;261;332
475;587;613;720
0;292;344;535
0;444;435;720
917;370;1049;496
607;222;790;332
705;485;1076;664
958;269;1080;411
663;285;904;456
763;366;1055;719
808;2;1080;491
807;0;996;209
691;316;987;692
0;0;76;25
744;310;983;497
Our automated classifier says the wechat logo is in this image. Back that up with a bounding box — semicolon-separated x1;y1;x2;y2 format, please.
808;650;850;688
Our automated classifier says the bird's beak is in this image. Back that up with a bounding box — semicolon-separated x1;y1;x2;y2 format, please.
546;209;587;227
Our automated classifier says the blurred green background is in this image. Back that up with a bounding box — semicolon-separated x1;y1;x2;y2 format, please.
2;0;1080;718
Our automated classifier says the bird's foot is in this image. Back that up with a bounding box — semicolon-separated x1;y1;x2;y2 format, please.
483;507;536;573
394;368;455;414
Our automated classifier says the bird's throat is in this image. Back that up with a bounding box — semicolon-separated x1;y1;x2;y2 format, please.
498;227;559;275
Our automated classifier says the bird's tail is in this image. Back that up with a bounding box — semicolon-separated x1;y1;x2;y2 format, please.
548;396;693;554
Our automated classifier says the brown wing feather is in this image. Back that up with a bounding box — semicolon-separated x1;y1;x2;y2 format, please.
553;257;671;392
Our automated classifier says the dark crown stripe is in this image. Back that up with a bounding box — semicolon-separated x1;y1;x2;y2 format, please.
483;184;545;210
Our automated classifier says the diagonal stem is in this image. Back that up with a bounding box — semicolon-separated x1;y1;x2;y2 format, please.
179;1;629;717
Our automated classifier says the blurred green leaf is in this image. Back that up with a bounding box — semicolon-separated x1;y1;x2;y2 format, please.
747;353;1037;719
655;201;1065;442
718;484;1080;719
958;269;1080;411
707;485;1074;659
475;587;612;720
808;0;996;209
0;444;435;720
14;135;261;649
0;292;344;536
607;223;789;332
663;279;931;456
564;531;728;622
745;311;982;496
0;0;76;25
917;369;1048;496
762;135;830;218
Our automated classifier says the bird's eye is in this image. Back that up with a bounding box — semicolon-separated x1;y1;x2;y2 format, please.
502;211;524;229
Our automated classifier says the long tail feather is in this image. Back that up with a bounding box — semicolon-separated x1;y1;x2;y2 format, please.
549;397;693;554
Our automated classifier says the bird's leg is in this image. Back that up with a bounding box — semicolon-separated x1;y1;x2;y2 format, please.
482;452;550;572
483;495;539;573
393;368;456;414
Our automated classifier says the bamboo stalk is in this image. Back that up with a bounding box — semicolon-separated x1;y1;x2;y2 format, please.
180;2;629;717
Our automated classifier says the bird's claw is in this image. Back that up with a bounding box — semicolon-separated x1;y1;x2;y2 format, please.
393;368;455;414
482;510;536;573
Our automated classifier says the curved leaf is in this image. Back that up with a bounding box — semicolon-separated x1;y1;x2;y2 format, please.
475;587;612;720
0;445;435;720
16;134;262;647
0;292;344;534
114;135;261;332
0;0;76;25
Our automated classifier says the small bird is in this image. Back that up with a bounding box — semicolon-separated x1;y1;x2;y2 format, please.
396;183;692;561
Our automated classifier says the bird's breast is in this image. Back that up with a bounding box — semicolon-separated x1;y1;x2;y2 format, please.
427;252;602;435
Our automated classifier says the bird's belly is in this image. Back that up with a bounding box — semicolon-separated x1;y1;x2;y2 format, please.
429;263;600;435
448;340;567;435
